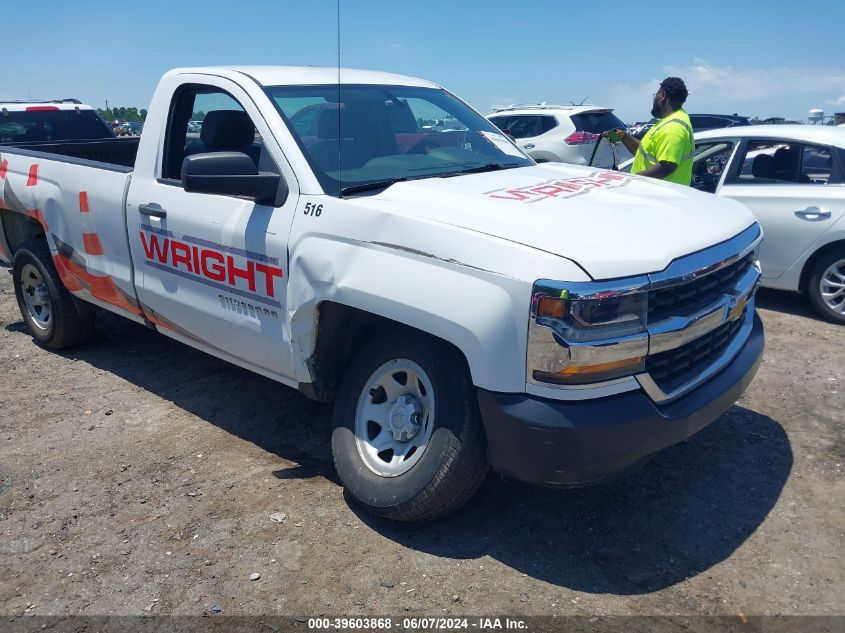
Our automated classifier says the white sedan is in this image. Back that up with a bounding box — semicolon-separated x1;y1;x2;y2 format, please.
597;126;845;323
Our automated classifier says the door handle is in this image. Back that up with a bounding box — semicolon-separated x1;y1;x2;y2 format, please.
139;203;167;219
523;143;535;149
794;206;831;221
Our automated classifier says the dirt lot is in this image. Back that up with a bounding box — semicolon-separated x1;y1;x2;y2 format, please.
0;267;843;619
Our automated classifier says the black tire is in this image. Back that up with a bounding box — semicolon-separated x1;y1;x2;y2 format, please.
331;329;488;521
806;249;845;325
12;239;96;349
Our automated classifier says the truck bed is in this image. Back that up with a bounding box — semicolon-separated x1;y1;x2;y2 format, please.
0;136;140;324
0;137;139;170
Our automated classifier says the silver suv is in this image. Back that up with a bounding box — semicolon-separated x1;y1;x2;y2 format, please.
487;104;626;165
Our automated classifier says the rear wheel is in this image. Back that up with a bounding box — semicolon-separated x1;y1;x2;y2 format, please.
807;250;845;325
12;239;95;349
331;329;488;521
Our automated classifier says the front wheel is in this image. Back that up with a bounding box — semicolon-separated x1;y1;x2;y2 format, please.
331;329;488;521
807;250;845;324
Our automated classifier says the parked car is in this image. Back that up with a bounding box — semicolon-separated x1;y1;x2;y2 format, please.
487;104;627;164
689;114;751;132
631;113;750;140
0;65;764;520
420;117;464;133
187;120;203;133
116;121;144;136
628;120;654;139
596;125;845;323
630;120;655;139
0;99;115;144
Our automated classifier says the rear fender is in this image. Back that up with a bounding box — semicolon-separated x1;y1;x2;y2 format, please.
0;210;44;263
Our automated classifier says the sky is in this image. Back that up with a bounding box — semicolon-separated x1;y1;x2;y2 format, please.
3;0;845;124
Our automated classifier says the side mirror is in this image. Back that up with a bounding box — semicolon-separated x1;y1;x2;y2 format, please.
181;152;286;205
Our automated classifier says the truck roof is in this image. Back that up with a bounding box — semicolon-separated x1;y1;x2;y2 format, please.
168;65;440;89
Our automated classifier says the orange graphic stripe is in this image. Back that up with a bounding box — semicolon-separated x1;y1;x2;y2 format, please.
53;253;141;316
82;233;104;256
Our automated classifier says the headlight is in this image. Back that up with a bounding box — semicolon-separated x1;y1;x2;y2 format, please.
530;281;649;385
534;287;648;342
537;290;648;342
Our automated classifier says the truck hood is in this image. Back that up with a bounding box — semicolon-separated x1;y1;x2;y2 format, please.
360;164;755;280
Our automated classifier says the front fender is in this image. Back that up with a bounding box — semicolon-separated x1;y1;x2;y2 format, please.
286;235;533;392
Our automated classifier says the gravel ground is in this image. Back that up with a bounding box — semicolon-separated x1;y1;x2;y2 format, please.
0;267;843;619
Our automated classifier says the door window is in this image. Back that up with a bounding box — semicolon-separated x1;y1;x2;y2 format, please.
801;145;836;183
162;85;272;181
728;140;839;185
488;115;557;139
691;141;734;192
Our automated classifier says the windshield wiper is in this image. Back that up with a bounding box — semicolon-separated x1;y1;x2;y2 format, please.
340;178;408;196
441;163;524;177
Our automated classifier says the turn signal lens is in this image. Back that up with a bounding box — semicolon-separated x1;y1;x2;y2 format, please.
533;356;645;385
537;296;565;319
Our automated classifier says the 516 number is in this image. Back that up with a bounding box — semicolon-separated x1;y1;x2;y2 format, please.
304;202;323;217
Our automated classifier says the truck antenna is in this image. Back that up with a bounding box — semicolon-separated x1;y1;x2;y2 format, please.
337;0;342;194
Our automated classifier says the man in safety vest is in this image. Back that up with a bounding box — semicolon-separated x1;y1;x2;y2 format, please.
611;77;694;185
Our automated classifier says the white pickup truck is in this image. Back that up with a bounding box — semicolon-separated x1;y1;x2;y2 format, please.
0;66;764;521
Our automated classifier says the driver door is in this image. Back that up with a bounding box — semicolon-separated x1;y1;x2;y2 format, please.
126;80;299;377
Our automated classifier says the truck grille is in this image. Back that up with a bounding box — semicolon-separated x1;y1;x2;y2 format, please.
645;315;745;394
648;253;755;323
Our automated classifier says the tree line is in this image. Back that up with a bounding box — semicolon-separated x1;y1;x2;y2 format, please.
95;107;207;123
96;107;148;123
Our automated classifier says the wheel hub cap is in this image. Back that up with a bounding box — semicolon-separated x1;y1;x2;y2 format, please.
388;395;422;441
353;358;436;478
820;258;845;314
20;263;52;330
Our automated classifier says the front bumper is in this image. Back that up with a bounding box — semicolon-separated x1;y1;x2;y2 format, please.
478;312;764;487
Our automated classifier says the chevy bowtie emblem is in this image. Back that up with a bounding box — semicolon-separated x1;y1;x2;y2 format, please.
727;295;749;321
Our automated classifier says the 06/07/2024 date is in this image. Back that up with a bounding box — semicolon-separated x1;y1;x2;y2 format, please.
308;617;528;630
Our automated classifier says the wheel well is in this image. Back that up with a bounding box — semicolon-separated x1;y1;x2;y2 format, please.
1;210;45;254
300;301;470;403
799;240;845;293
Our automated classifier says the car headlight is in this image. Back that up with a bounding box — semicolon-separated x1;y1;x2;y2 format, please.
534;288;648;341
530;281;649;385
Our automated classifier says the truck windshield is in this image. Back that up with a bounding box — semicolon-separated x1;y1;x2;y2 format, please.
0;110;114;144
264;84;533;196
